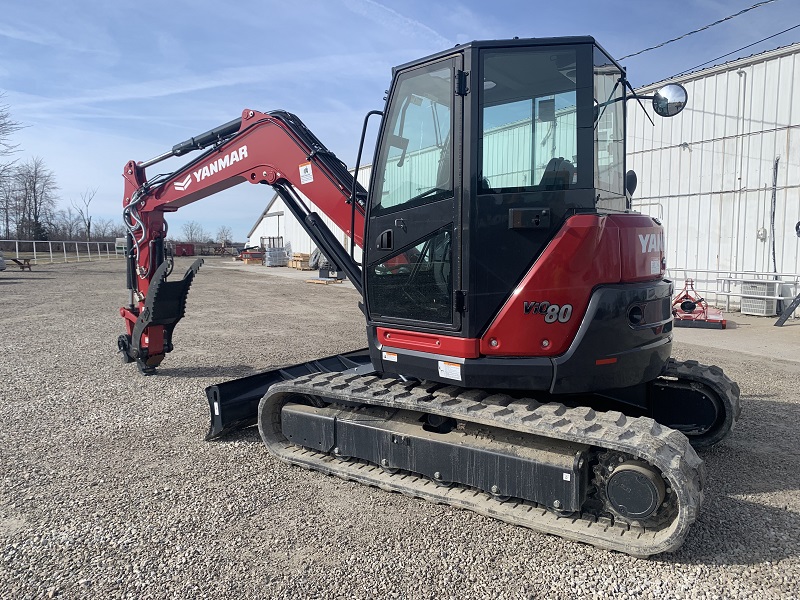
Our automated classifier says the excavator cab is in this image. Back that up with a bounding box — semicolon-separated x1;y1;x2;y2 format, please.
365;37;627;326
364;38;655;389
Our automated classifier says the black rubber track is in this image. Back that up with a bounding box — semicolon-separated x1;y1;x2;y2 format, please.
658;359;741;449
258;372;705;557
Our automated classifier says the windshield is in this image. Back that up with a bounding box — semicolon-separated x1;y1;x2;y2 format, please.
372;62;453;215
479;48;578;193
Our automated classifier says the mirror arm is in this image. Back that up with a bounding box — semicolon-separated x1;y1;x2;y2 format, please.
622;77;655;127
595;96;626;109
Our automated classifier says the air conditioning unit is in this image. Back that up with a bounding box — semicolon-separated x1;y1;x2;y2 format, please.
740;281;779;316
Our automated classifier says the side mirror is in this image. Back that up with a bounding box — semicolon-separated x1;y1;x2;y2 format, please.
625;170;638;197
652;83;688;117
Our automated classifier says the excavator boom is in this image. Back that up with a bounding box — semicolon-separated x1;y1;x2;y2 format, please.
118;110;366;372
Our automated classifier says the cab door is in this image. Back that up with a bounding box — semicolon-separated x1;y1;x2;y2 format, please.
365;56;462;331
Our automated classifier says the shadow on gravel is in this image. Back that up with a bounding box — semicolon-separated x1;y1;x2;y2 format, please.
659;496;800;566
688;397;800;496
158;365;257;378
209;426;262;444
655;396;800;566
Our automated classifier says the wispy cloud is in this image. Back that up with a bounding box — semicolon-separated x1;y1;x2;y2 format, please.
14;52;390;114
0;23;111;55
342;0;453;49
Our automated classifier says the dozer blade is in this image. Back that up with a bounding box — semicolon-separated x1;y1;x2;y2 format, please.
204;349;374;440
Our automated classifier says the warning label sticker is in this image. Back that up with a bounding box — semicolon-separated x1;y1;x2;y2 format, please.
650;259;660;275
299;162;313;184
437;361;462;381
382;351;398;362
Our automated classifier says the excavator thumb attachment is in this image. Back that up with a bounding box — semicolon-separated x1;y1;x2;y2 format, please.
205;349;374;440
121;258;203;374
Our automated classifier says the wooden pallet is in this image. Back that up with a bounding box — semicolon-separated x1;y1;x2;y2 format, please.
289;259;312;270
306;278;343;285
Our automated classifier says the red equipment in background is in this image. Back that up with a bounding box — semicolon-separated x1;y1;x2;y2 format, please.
672;279;727;329
174;243;195;257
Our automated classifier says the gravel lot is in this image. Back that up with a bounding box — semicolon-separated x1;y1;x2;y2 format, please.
1;257;798;599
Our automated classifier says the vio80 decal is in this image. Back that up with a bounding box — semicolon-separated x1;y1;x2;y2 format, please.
523;301;573;323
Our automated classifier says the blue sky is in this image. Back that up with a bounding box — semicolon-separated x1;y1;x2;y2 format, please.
2;0;799;241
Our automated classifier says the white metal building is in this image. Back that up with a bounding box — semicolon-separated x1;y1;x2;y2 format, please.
247;166;370;262
628;42;800;314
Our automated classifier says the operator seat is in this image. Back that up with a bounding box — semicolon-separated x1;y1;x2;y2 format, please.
539;157;574;190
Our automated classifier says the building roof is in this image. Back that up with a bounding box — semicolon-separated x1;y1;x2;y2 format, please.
247;194;280;239
636;40;800;91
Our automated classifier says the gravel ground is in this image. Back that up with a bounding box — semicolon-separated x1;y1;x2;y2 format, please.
1;257;798;599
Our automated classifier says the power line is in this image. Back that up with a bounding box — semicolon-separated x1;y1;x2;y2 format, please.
619;0;780;60
673;23;800;77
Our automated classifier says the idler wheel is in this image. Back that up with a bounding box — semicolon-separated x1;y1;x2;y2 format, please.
605;461;666;520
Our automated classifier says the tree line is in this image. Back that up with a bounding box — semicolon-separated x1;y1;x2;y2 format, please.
0;96;234;244
0;158;126;241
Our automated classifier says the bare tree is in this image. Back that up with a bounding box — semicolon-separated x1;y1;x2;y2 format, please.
0;95;22;238
216;225;233;246
71;187;97;241
14;157;58;240
107;221;126;239
0;175;15;239
92;218;112;239
47;207;82;240
181;220;208;243
0;95;22;159
91;218;126;240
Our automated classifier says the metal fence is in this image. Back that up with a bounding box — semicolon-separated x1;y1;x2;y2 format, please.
667;267;800;318
0;239;123;264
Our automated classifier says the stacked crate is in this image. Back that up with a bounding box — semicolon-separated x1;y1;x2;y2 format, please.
239;251;264;265
289;252;312;270
264;247;288;267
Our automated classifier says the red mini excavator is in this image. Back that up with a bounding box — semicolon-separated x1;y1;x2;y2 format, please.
118;37;740;556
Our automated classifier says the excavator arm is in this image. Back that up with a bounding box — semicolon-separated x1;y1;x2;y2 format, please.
118;109;367;373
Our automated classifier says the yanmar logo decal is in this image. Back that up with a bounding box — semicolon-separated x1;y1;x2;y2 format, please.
173;175;192;191
173;146;248;191
638;232;664;253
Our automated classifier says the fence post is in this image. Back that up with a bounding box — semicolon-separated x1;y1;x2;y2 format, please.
75;241;80;262
15;240;19;258
33;241;37;263
63;243;67;263
48;241;53;263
